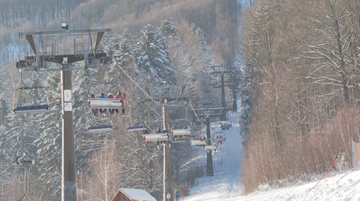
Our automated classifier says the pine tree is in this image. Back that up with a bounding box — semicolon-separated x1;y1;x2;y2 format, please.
32;71;62;198
159;18;179;40
136;24;176;85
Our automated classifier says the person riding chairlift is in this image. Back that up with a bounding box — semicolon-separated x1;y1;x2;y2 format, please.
98;93;107;115
114;91;126;115
89;94;98;116
107;93;115;115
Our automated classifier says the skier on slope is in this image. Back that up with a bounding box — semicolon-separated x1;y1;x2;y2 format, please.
174;189;180;201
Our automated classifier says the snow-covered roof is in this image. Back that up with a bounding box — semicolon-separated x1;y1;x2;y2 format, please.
120;188;157;201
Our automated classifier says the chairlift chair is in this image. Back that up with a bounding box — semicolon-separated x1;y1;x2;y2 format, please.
13;86;50;114
190;138;206;147
144;133;169;142
87;81;126;112
127;126;148;132
88;125;112;133
172;138;187;144
171;128;191;143
220;120;232;130
204;145;217;151
144;132;170;147
89;98;124;109
86;115;113;133
172;128;191;136
212;132;226;143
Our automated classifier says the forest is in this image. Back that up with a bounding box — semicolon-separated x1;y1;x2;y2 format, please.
241;0;360;193
1;0;360;200
0;0;240;200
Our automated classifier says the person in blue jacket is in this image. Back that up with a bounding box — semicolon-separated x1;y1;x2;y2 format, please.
174;189;180;201
98;93;107;115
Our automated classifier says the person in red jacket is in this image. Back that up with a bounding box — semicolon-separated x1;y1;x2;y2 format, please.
114;91;127;114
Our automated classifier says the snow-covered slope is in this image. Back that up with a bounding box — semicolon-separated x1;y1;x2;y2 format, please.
183;110;360;201
184;112;244;201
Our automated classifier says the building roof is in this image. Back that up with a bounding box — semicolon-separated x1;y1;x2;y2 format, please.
120;188;157;201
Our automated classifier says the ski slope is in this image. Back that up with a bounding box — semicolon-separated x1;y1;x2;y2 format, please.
183;111;360;201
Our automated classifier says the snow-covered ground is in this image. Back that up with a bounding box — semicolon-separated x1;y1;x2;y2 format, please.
183;110;360;201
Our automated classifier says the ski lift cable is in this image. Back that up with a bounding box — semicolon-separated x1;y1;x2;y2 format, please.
116;64;159;106
142;100;161;116
0;62;16;75
188;100;201;122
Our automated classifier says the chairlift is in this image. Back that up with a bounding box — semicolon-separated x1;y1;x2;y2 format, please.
88;125;112;133
13;86;50;114
171;128;192;143
172;138;187;144
220;120;232;130
86;115;113;133
172;128;191;136
87;81;126;112
204;145;217;151
127;126;148;132
190;137;206;147
143;132;169;147
212;132;226;143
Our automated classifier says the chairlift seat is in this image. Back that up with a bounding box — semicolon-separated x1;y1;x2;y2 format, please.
172;129;191;136
127;126;147;132
204;145;217;151
220;122;232;130
14;104;48;114
213;137;226;142
144;133;169;141
172;138;187;143
190;140;206;147
89;98;124;109
88;125;112;132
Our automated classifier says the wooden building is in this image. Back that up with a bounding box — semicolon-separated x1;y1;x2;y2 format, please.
112;188;157;201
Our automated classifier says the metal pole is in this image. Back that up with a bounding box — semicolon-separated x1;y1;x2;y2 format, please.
17;166;28;201
206;117;214;176
221;73;226;121
163;104;173;201
61;65;77;201
232;89;237;112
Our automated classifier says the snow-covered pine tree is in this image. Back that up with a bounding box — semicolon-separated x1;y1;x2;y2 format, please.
159;18;178;41
171;23;214;107
73;66;105;171
32;71;62;199
136;24;176;85
114;131;162;197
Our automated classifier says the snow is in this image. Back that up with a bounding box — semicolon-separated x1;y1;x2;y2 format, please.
120;188;157;201
183;98;360;201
